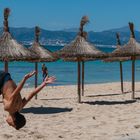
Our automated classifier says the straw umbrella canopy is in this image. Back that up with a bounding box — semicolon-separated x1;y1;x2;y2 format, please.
58;35;105;59
29;26;57;62
56;16;106;103
103;33;131;93
29;26;58;99
110;22;140;99
0;8;37;72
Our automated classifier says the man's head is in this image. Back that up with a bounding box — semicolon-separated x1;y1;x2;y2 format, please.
6;112;26;130
42;64;45;67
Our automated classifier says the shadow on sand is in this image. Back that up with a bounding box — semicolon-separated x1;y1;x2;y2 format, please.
86;91;131;98
21;107;73;114
40;97;74;101
82;100;136;106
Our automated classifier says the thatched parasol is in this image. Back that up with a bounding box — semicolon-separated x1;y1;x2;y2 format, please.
0;8;37;72
29;26;58;99
110;29;140;57
56;16;107;103
110;22;140;99
57;35;106;59
29;26;57;62
103;33;131;93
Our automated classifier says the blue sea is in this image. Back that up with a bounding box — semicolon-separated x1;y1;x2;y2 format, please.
1;46;140;87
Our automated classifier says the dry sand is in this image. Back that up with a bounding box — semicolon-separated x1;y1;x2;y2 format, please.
0;82;140;140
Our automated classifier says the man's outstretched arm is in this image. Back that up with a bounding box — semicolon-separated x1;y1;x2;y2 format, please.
22;76;56;108
11;71;36;98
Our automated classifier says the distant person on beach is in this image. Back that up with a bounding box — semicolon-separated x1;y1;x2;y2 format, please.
42;64;48;81
0;70;55;130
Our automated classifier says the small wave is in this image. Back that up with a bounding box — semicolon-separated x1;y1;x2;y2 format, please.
96;44;116;48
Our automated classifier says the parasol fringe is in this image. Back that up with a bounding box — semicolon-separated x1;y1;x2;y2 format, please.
116;33;121;46
4;8;10;32
129;22;135;38
79;16;89;37
82;31;88;40
35;26;40;43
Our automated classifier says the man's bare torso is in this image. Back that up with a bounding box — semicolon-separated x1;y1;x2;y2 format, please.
2;80;23;114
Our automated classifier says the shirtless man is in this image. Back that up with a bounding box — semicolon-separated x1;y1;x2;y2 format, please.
42;64;48;81
0;70;55;130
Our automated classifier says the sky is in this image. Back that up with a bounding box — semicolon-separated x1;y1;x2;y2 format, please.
0;0;140;31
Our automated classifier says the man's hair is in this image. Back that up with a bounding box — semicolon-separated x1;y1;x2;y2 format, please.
14;112;26;130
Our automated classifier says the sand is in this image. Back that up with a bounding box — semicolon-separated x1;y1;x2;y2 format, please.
0;82;140;140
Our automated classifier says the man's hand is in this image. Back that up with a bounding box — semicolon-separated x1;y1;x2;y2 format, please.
24;71;36;80
43;76;56;85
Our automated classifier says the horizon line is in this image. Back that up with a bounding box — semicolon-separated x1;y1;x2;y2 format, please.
0;25;138;32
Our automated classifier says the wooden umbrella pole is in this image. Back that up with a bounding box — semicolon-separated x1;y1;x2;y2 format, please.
77;60;81;103
119;61;124;93
116;33;124;93
34;26;40;100
4;61;8;72
82;61;85;96
35;62;38;99
132;56;135;99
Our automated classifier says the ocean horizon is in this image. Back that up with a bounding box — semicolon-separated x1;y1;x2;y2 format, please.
1;45;140;87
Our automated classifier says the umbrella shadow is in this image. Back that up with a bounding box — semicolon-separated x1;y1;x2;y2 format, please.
86;91;130;98
86;93;121;98
134;97;140;100
82;100;136;106
21;107;73;114
40;97;74;101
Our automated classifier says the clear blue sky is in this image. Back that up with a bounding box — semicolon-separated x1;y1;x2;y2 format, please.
0;0;140;31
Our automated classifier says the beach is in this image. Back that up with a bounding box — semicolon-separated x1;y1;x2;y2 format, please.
0;82;140;140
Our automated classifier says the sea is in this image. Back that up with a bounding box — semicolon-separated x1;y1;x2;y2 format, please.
1;45;140;87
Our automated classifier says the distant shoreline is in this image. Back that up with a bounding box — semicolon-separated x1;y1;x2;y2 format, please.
23;81;135;88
